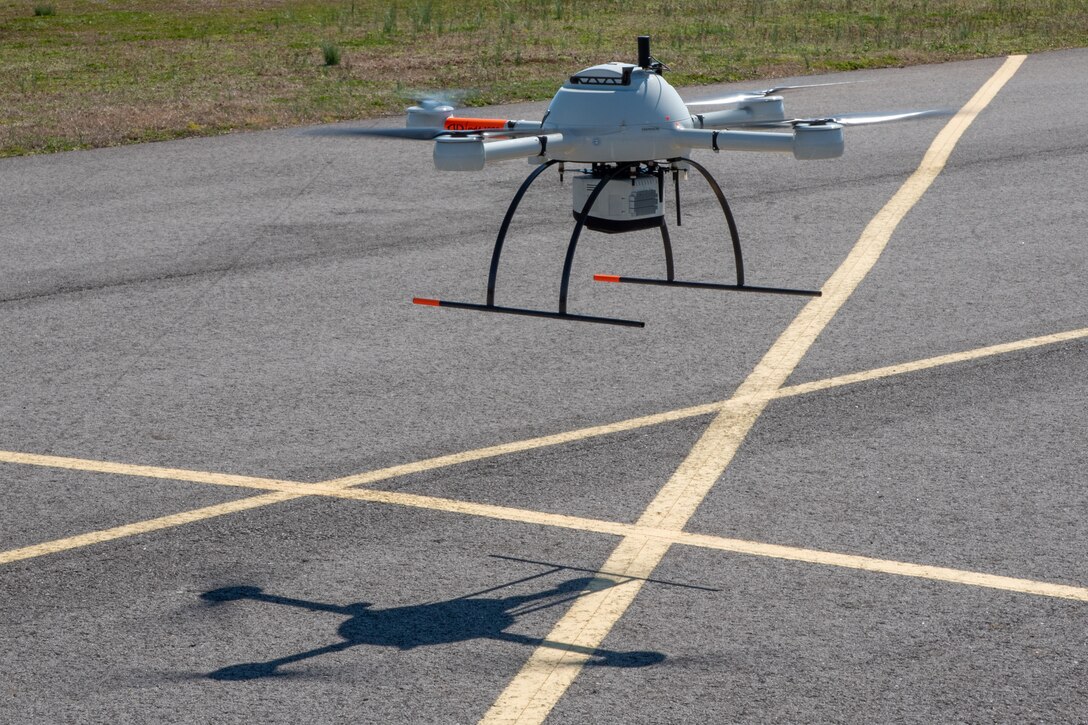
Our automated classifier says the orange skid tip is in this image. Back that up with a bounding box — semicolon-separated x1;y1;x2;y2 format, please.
593;274;622;283
412;297;441;307
444;117;509;131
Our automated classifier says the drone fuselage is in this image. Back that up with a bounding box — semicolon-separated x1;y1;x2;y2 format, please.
541;62;692;162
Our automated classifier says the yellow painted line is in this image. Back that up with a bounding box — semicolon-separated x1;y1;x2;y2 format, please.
670;530;1088;602
319;403;725;488
776;325;1088;398
0;452;639;543
0;492;300;565
484;535;669;721
6;450;1085;606
1;318;1078;568
283;322;1088;491
337;487;631;537
269;486;1088;603
482;55;1028;725
228;487;1087;604
0;450;303;493
4;318;1086;500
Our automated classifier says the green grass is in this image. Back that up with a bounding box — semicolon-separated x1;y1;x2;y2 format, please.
1;0;1086;156
321;40;342;65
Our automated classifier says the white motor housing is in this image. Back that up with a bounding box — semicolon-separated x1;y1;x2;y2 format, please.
434;136;485;171
572;172;663;233
406;101;454;129
793;122;845;160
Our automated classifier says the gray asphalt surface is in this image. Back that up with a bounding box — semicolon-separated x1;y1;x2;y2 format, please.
2;49;1086;723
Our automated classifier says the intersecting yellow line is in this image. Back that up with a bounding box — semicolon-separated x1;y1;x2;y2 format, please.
6;322;1082;499
1;322;1083;568
0;492;301;565
321;324;1088;488
481;54;1030;725
4;454;1085;605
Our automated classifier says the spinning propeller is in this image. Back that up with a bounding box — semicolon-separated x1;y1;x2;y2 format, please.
734;108;953;128
684;81;856;107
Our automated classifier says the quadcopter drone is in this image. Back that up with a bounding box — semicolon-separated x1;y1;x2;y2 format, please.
316;36;944;327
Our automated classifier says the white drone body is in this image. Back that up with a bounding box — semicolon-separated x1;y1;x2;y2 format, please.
429;61;844;172
315;36;945;327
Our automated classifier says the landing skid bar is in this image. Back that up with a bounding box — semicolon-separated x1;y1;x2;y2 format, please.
593;275;822;297
413;298;644;328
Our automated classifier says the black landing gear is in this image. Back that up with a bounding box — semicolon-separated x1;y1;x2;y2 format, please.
413;158;821;328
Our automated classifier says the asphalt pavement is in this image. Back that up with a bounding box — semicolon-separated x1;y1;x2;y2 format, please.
1;49;1085;723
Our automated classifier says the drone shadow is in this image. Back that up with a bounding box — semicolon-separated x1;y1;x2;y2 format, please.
201;575;665;681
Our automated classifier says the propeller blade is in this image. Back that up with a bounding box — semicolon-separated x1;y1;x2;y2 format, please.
822;109;953;126
306;126;452;140
685;81;855;107
729;108;953;128
306;125;559;141
399;88;474;109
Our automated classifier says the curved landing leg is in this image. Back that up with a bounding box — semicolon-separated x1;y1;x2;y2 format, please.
414;161;645;327
487;159;559;307
558;163;636;314
660;219;675;283
683;157;744;287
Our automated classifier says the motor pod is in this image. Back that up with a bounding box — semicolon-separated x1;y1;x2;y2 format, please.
434;136;485;171
406;101;455;129
792;122;845;160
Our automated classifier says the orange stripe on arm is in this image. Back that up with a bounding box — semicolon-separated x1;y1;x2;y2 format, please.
444;117;510;131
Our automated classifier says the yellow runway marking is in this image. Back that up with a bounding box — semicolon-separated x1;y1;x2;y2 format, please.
0;450;304;492
1;322;1080;568
482;55;1028;724
0;321;1077;575
11;472;1080;604
777;325;1088;398
319;404;723;488
4;316;1087;511
0;492;299;566
671;530;1088;602
5;447;1086;604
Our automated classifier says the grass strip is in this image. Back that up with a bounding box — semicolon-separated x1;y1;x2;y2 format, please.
2;0;1086;156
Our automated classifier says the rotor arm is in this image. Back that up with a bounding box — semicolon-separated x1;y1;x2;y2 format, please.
484;133;566;164
443;117;546;133
433;133;566;171
672;125;844;160
673;127;793;154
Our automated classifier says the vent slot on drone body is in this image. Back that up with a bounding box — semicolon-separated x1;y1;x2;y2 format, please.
569;65;633;86
572;173;663;234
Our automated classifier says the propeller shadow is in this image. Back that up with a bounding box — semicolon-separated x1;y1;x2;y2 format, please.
201;574;665;681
